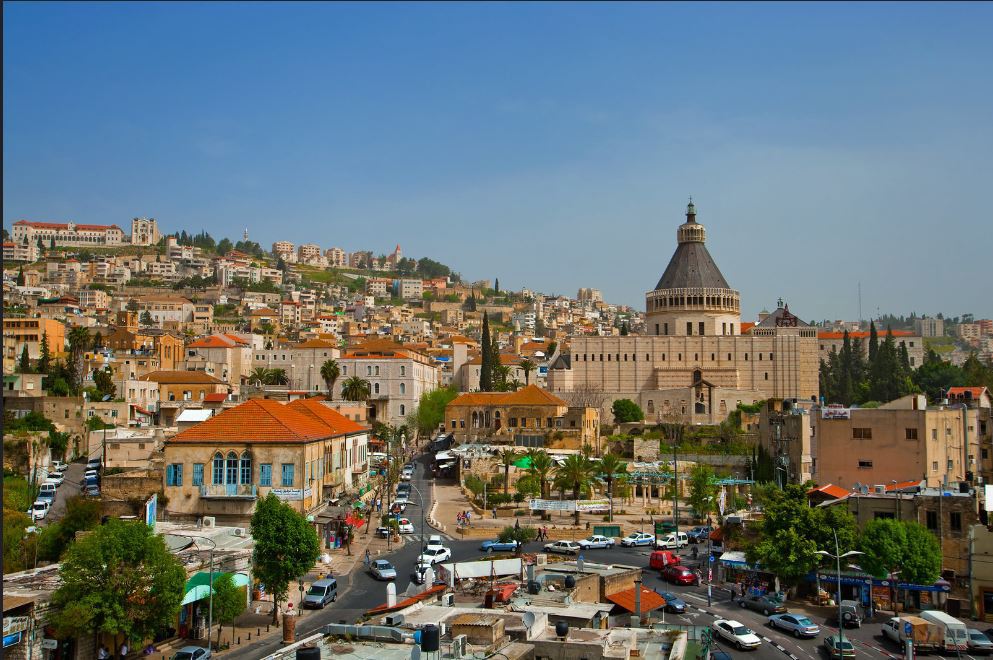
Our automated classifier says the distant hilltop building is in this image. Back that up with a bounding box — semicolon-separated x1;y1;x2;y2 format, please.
577;288;603;304
130;217;160;246
12;220;126;247
548;201;820;424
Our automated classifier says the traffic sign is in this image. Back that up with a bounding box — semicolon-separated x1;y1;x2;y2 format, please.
709;554;715;562
904;621;913;636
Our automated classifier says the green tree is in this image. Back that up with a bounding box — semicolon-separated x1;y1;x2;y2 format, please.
51;519;185;654
341;376;372;402
859;517;907;581
66;325;91;393
250;493;320;625
268;368;288;385
92;331;103;351
913;349;965;400
16;266;26;286
319;359;340;399
526;448;555;521
216;238;233;255
597;453;627;522
3;508;34;572
18;344;32;374
93;368;116;399
126;298;139;312
868;320;879;364
494;277;500;293
621;321;629;336
900;521;942;585
479;312;493;391
496;525;536;554
412;386;458;436
611;398;644;424
211;572;246;646
37;496;102;562
249;367;271;385
499;448;518;495
553;454;597;525
687;465;719;520
546;341;557;356
38;330;52;375
519;358;536;386
140;310;154;326
963;353;993;392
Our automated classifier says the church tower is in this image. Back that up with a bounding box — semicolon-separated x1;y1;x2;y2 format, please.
645;201;741;336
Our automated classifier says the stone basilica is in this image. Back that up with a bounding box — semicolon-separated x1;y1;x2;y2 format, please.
548;202;820;424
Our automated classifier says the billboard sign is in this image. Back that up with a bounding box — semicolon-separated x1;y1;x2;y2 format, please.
145;493;157;531
822;405;851;420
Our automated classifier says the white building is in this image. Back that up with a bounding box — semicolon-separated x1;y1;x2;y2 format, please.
13;220;126;247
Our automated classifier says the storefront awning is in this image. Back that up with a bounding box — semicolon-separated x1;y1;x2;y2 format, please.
719;551;750;567
181;571;250;605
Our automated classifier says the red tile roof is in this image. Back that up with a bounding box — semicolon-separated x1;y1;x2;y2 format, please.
139;370;225;384
169;399;333;443
740;322;756;334
886;480;923;491
818;330;915;340
947;386;988;399
188;335;241;349
605;586;667;613
286;399;368;435
203;393;228;403
14;220;122;231
807;484;849;500
295;338;337;349
365;584;447;615
448;384;567;408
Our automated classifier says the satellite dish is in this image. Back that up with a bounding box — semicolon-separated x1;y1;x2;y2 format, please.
522;612;536;631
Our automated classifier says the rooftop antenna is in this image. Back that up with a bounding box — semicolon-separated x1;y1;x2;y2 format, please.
858;281;862;324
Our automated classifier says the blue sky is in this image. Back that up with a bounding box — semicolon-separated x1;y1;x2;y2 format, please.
5;2;992;320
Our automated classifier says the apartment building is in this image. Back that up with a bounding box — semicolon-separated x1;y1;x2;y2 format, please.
162;398;369;523
2;241;40;262
3;317;66;370
817;329;924;367
76;288;111;310
138;370;229;426
184;333;256;384
366;277;391;297
46;260;86;287
913;317;945;338
12;220;126;247
134;295;195;325
325;247;348;268
396;278;424;300
960;324;982;343
215;261;283;287
272;240;295;259
106;314;185;370
252;338;341;393
130;217;160;246
298;243;322;261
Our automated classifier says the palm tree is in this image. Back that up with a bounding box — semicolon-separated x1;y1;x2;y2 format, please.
597;452;627;522
320;359;340;399
519;358;536;385
66;325;90;392
341;376;372;402
249;367;271;386
554;454;597;526
268;368;288;385
499;448;518;495
526;449;554;521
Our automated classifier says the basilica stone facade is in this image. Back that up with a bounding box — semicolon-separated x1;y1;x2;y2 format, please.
548;202;819;424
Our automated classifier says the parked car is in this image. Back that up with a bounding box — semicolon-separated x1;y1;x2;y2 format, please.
655;532;689;549
577;535;615;549
737;594;787;616
543;540;582;555
657;591;686;614
302;578;338;608
84;485;101;497
767;613;819;638
968;629;993;655
687;526;712;543
369;559;397;580
30;500;50;521
51;461;67;473
37;489;55;504
85;458;102;471
39;482;57;498
44;473;64;487
620;532;655;547
480;539;520;553
649;550;681;570
170;646;210;660
661;565;699;586
396;518;415;534
822;634;856;658
827;600;863;628
426;535;444;549
711;619;761;650
417;546;452;565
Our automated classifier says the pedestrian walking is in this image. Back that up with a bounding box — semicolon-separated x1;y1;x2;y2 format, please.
492;507;497;519
119;642;129;660
98;646;110;660
364;549;371;568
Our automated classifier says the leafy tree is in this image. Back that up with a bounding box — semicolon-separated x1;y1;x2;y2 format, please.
901;521;942;585
249;367;271;385
621;322;629;336
479;312;493;391
126;299;139;312
519;358;536;385
93;368;116;399
514;474;541;498
268;368;288;385
210;572;245;646
216;238;233;255
597;453;627;522
859;517;907;581
868;320;879;363
963;353;993;392
526;448;555;520
687;465;719;520
51;519;185;653
139;310;155;326
37;496;101;562
341;376;372;402
493;364;511;391
18;344;32;374
494;278;500;293
412;386;458;435
250;493;320;625
66;326;91;393
553;454;597;525
496;525;536;553
38;330;52;375
319;359;340;398
92;331;103;351
611;398;645;423
3;507;35;573
16;266;25;286
546;341;557;356
913;349;965;400
499;448;518;495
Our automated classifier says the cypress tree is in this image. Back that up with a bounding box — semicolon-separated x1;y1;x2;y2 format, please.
621;322;629;336
838;330;854;405
494;278;500;294
868;320;879;365
37;330;52;375
16;267;25;286
18;345;32;374
479;312;493;391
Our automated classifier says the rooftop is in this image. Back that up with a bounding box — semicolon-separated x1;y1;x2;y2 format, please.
169;399;334;444
448;384;567;408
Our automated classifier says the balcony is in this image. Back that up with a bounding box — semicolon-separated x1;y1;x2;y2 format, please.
199;484;257;499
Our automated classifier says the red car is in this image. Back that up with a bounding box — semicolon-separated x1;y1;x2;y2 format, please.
649;550;681;570
662;565;700;586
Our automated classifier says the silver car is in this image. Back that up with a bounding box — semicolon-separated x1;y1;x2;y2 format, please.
369;559;397;580
767;613;820;638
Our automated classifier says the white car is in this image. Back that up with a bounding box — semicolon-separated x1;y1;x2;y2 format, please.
620;532;655;547
426;534;444;549
543;540;582;555
30;500;50;521
712;619;762;650
397;518;415;534
51;461;68;473
577;535;615;549
45;473;65;487
417;546;452;565
401;467;414;481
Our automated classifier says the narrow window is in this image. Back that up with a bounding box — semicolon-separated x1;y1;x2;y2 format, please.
240;452;252;484
686;322;693;336
192;463;204;486
698;322;705;335
213;452;224;485
281;463;295;486
260;464;272;486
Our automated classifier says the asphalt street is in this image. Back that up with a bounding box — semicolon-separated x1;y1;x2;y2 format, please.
226;452;990;660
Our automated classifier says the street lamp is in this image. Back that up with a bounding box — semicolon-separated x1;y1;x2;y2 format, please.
815;529;863;651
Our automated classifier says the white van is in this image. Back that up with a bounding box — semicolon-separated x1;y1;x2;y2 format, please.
919;610;968;652
655;532;689;549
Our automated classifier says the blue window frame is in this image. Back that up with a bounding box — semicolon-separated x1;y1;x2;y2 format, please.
260;464;272;487
212;453;224;485
240;452;252;484
281;463;294;487
166;463;183;487
192;463;204;486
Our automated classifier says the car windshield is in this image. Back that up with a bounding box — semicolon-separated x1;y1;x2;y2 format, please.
971;632;987;640
732;626;752;635
796;617;813;626
307;586;326;595
173;653;195;660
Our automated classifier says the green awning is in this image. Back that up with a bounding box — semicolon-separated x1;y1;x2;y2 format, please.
513;457;532;469
181;572;250;605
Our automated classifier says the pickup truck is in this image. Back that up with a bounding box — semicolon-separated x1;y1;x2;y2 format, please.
881;616;943;653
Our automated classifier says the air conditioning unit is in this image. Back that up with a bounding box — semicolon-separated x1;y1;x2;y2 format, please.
202;516;216;528
452;635;467;659
442;593;455;607
874;485;886;494
536;553;547;566
385;614;405;627
233;527;245;537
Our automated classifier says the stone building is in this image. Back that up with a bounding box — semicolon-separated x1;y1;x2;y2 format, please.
548;202;820;423
12;219;126;247
129;216;160;246
817;329;924;369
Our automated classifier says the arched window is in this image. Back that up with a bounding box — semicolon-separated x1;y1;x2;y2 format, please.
400;366;405;376
240;452;252;484
212;452;224;485
399;383;406;395
399;404;405;416
472;411;479;428
226;452;238;485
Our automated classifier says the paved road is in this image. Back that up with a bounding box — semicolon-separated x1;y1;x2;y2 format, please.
41;461;84;525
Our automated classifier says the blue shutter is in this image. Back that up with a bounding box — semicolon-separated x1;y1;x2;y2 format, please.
260;464;272;487
192;463;204;486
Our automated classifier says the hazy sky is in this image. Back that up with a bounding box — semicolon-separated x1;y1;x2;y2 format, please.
4;2;991;320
